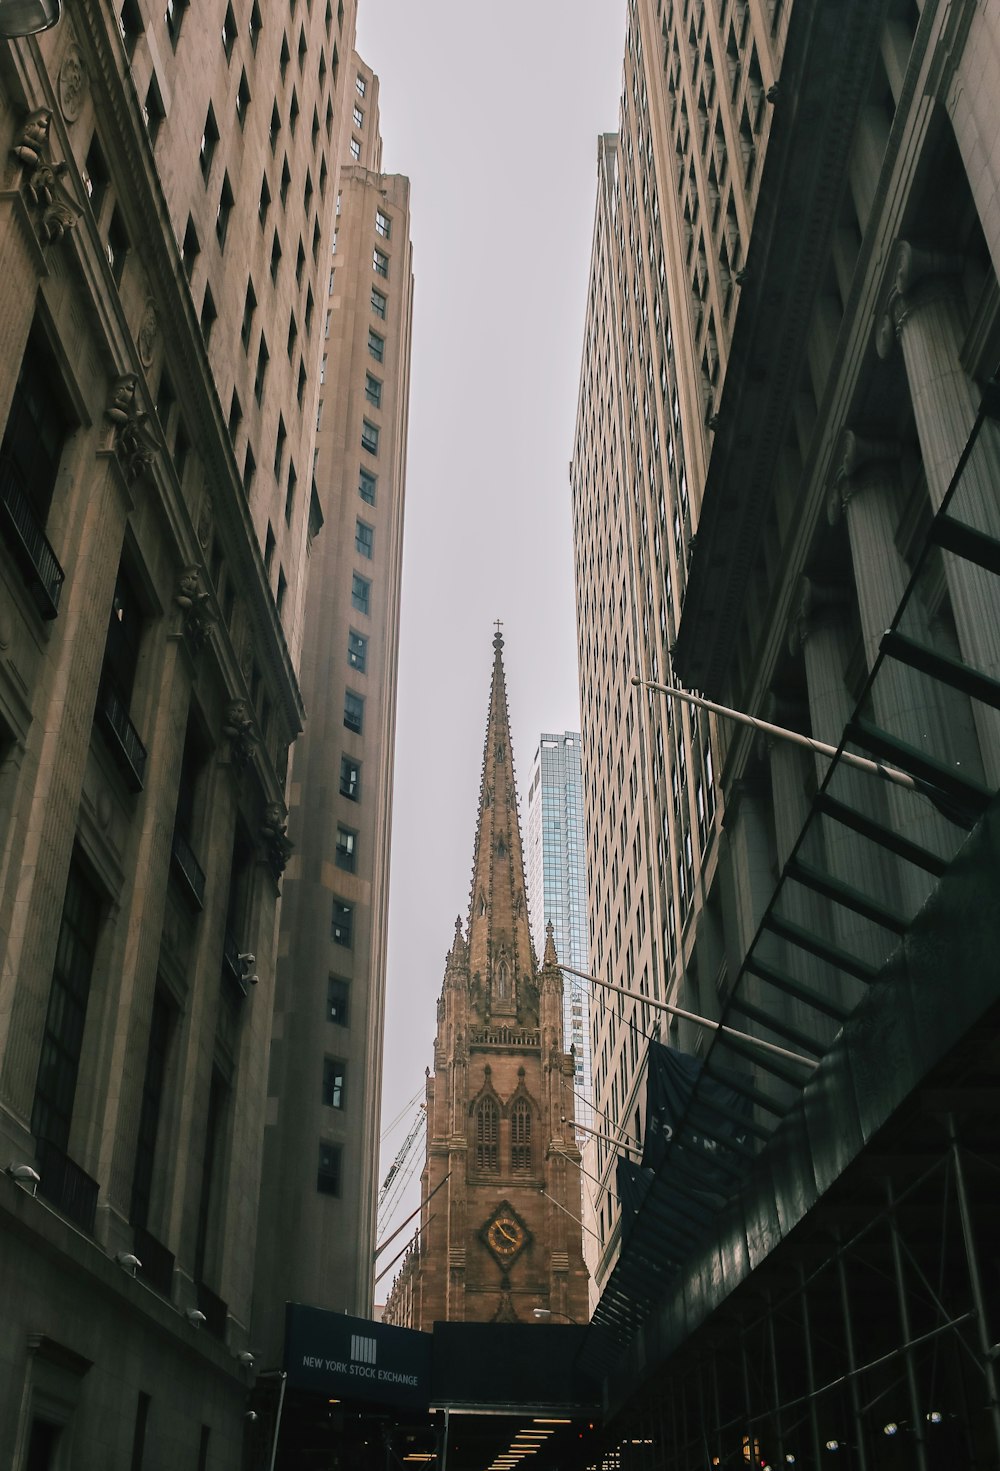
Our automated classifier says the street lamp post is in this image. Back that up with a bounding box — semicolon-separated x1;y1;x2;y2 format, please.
532;1308;579;1324
0;1;62;38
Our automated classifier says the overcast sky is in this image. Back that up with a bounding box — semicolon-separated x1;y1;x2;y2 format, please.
354;1;627;1253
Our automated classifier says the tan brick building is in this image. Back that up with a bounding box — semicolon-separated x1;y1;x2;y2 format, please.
0;0;360;1462
254;53;413;1359
383;633;589;1329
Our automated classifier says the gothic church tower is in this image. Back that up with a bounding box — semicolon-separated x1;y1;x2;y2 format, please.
384;631;589;1327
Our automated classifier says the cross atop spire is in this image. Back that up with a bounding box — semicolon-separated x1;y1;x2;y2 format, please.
466;628;536;1020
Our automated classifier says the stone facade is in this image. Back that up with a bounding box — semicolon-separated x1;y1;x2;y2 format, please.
254;53;413;1360
0;0;358;1463
383;634;589;1329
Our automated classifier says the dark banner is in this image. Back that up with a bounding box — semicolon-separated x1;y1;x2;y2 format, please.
284;1304;432;1409
641;1040;751;1192
616;1155;654;1220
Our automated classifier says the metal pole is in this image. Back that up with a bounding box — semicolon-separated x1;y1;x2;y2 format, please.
633;677;924;794
712;1354;725;1470
799;1263;825;1471
835;1241;868;1471
267;1371;286;1471
741;1329;756;1468
885;1179;929;1471
767;1291;786;1468
440;1407;449;1471
560;962;819;1070
950;1118;1000;1461
538;1186;603;1243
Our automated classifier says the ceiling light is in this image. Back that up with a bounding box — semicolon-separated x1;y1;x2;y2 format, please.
883;1423;898;1437
926;1411;943;1424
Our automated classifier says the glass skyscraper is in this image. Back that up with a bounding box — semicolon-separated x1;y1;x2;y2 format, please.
526;732;592;1125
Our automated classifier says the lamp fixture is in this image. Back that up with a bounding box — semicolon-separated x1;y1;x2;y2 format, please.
926;1411;943;1424
0;0;62;37
237;1351;255;1367
6;1162;40;1195
186;1308;207;1327
883;1423;898;1437
115;1251;142;1276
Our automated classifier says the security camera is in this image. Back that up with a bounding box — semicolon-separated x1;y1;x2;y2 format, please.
116;1251;142;1276
187;1309;207;1327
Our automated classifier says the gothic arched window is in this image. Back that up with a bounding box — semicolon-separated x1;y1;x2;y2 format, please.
476;1097;499;1173
511;1099;532;1173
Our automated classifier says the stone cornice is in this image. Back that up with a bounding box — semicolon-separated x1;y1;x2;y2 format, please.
672;0;892;696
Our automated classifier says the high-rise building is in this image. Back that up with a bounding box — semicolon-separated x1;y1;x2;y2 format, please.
254;52;413;1358
0;0;361;1462
525;732;592;1125
383;634;589;1330
569;0;1000;1458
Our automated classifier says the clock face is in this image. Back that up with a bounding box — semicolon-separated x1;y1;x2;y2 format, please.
481;1202;531;1266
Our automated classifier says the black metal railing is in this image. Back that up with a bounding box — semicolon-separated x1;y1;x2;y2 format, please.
0;458;65;619
170;828;206;909
133;1224;175;1299
95;680;147;791
196;1279;228;1340
34;1136;98;1234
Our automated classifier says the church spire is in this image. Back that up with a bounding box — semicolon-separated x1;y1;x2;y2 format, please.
466;626;537;1020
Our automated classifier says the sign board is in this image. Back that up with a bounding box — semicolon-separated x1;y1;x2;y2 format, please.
284;1304;433;1409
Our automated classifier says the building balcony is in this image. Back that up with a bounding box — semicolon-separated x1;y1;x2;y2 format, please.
95;680;147;792
170;828;206;910
0;457;65;619
133;1223;175;1299
34;1136;98;1234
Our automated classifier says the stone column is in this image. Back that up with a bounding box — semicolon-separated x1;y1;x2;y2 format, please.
828;432;963;886
0;192;47;431
876;241;1000;781
791;579;896;972
947;4;1000;283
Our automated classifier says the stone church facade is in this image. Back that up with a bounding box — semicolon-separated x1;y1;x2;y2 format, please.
383;632;589;1328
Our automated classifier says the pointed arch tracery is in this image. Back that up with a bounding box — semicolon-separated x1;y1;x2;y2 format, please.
510;1096;532;1173
475;1095;499;1174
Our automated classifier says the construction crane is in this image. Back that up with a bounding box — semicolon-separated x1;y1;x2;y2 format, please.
377;1102;426;1235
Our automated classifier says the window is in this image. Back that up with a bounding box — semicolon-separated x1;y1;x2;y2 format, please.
215;173;234;247
248;1;262;51
280;156;292;206
241;278;256;351
32;855;102;1153
355;520;374;558
1;323;73;532
332;898;353;945
317;1142;342;1195
368;329;384;363
344;689;364;733
351;572;370;614
349;137;361;161
364;374;382;408
358;467;376;504
164;0;188;48
273;415;286;477
285;462;297;524
119;0;143;55
335;825;357;872
375;209;391;239
361;420;379;455
323;1057;346;1108
236;70;251;128
130;990;173;1229
221;2;237;58
356;72;366;96
270;230;282;280
371;288;387;320
107;207;130;285
327;976;349;1025
83;134;110;216
339;755;360;800
276;567;286;617
240;438;254;493
353;104;363;128
143;76;166;143
372;248;389;278
269;102;281;152
254;336;269;404
475;1097;499;1174
180;216;198;279
511;1098;532;1172
347;630;367;672
259;173;271;224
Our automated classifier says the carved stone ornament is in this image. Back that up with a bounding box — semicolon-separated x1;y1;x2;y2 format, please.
259;800;293;877
58;45;88;122
11;108;81;246
197;496;213;549
174;564;217;655
223;698;256;773
106;374;159;486
137;300;159;368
